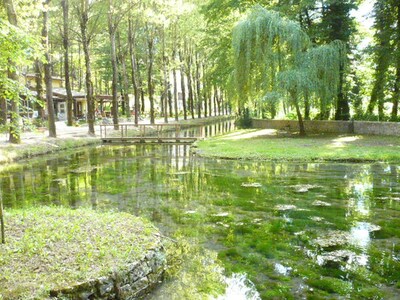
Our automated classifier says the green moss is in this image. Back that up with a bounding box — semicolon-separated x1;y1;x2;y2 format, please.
355;286;384;299
307;277;352;295
0;206;162;299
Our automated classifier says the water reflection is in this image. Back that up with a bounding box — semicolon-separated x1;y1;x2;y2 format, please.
1;138;400;298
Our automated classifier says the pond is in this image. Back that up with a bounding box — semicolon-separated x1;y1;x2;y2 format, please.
1;125;400;299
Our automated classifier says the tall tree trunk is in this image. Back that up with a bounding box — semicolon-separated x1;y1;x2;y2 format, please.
195;53;202;119
80;0;95;135
0;84;7;126
334;60;350;120
179;51;187;120
43;0;56;138
62;0;74;126
186;54;194;119
202;63;208;118
292;92;306;136
172;63;178;121
162;29;168;123
128;17;140;124
34;60;45;119
147;36;155;124
304;92;310;120
213;86;217;117
108;6;119;129
4;0;20;143
117;31;130;118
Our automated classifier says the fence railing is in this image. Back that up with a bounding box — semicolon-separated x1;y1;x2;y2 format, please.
100;123;203;140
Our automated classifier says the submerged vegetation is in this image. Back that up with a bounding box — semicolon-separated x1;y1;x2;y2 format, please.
0;206;162;299
195;129;400;162
1;142;400;298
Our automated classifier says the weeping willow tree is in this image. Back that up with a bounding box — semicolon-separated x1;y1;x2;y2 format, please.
233;5;344;135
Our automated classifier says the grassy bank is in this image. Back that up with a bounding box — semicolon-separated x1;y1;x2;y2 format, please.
0;137;100;164
0;207;162;299
195;129;400;162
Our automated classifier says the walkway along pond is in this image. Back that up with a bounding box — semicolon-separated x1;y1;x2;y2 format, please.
1;121;400;299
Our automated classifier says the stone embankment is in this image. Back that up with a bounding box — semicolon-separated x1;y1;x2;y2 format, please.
252;119;400;136
49;247;167;299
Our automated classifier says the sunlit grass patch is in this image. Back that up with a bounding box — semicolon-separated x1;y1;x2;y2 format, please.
196;130;400;162
0;206;161;299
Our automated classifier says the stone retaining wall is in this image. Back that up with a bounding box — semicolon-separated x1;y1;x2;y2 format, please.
251;119;400;136
49;246;167;300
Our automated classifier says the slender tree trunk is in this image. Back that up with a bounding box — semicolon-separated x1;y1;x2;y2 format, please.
62;0;74;126
43;0;56;138
304;92;310;120
162;29;168;123
172;64;178;121
34;60;45;119
80;0;95;135
179;51;187;120
186;55;194;119
117;32;130;118
108;8;119;129
213;86;217;117
147;36;155;124
128;17;140;125
334;60;350;120
0;85;7;125
195;53;202;119
292;91;306;136
4;0;20;143
202;63;208;118
168;88;173;118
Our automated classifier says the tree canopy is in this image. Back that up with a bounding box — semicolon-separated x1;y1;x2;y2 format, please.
0;0;399;140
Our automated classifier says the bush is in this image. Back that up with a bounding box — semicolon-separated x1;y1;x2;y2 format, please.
235;108;252;128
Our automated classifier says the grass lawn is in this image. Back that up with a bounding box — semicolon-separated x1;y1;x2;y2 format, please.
0;207;162;299
195;129;400;162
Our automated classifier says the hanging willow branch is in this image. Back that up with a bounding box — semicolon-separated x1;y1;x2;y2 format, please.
232;5;344;135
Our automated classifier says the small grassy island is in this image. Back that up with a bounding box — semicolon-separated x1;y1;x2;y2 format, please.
0;207;166;299
195;129;400;163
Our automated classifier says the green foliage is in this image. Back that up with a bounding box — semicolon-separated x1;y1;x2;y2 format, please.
232;5;344;128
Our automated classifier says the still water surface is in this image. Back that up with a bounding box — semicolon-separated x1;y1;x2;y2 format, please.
1;125;400;299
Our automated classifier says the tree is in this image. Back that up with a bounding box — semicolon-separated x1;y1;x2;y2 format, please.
233;6;343;135
390;0;400;120
61;0;74;126
128;16;141;125
77;0;96;135
367;0;395;120
42;0;57;138
318;0;356;121
3;0;21;143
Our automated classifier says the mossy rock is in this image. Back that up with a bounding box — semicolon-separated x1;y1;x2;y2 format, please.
0;206;165;299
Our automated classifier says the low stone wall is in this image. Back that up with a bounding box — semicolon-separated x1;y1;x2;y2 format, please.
49;246;167;300
353;121;400;136
252;119;400;136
